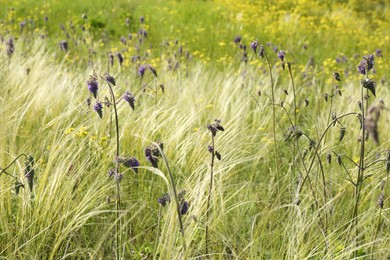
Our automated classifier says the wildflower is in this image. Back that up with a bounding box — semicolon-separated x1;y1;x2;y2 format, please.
250;40;258;53
109;52;114;67
277;50;286;62
375;49;383;58
94;101;103;118
120;36;127;45
145;142;163;168
123;91;135;110
116;52;124;66
333;72;341;81
140;16;145;24
148;64;158;77
131;55;140;63
6;38;14;57
138;29;147;38
360;78;376;97
87;76;99;98
259;45;265;58
138;65;147;78
104;74;116;86
59;40;68;51
357;54;374;75
233;36;241;45
207;119;224;137
157;193;170;207
123;157;140;173
180;201;189;215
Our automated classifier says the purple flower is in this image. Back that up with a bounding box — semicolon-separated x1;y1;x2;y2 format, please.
87;76;99;98
140;16;144;24
123;157;140;173
138;65;147;78
157;194;170;207
138;29;147;38
233;36;242;44
109;52;114;67
148;64;158;77
259;45;265;58
375;49;383;58
116;52;124;66
104;74;116;86
180;201;189;215
250;40;258;53
123;91;135;110
357;54;374;75
120;36;127;45
59;40;68;51
277;50;286;62
6;38;14;57
94;101;103;118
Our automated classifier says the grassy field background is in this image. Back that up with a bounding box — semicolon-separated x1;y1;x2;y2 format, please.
1;0;390;259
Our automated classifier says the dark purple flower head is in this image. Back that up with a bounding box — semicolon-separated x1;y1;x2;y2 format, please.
233;36;242;45
59;40;68;51
357;54;374;75
123;91;135;110
104;74;116;86
157;194;170;207
180;201;189;215
250;40;258;53
333;72;341;81
148;64;158;77
259;45;265;58
273;46;278;53
94;101;103;118
44;16;48;22
87;76;99;99
120;36;127;45
6;38;14;57
140;16;145;24
123;157;140;173
109;52;114;67
278;50;286;62
138;29;147;38
145;142;163;168
116;52;124;66
138;65;147;78
20;21;26;28
375;49;383;58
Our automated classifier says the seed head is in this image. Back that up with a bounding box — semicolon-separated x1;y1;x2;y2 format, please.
333;72;341;81
361;78;376;97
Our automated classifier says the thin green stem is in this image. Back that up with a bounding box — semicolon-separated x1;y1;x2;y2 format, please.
206;134;215;256
264;52;280;193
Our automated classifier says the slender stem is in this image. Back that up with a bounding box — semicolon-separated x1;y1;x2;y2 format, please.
159;147;186;253
206;134;215;256
103;78;121;260
353;79;366;258
264;52;280;192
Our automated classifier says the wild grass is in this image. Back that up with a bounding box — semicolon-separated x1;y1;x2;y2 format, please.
1;0;390;259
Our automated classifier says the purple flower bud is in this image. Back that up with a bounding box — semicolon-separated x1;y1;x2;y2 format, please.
123;157;140;173
148;64;158;77
94;101;103;118
138;65;147;78
59;40;68;51
140;16;144;24
109;52;114;67
87;76;99;98
250;40;258;53
357;55;374;75
278;50;286;62
123;91;135;110
233;36;242;44
116;52;124;66
259;45;265;58
6;38;14;57
375;49;383;58
120;36;127;45
20;21;26;28
104;74;116;86
180;201;189;215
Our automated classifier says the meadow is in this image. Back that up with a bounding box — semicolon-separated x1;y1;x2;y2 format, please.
1;0;390;259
